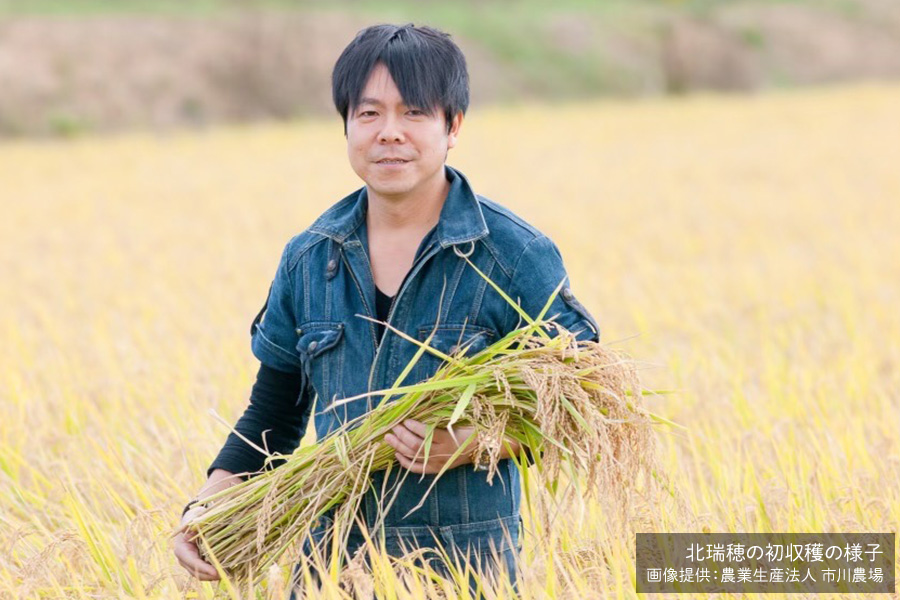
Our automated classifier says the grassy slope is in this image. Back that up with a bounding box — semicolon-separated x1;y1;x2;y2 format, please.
0;0;869;95
0;0;882;136
0;0;862;17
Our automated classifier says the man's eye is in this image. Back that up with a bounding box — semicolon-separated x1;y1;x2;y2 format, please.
359;111;377;117
408;109;425;116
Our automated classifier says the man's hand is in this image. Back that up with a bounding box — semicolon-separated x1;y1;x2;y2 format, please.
385;419;475;474
174;505;220;581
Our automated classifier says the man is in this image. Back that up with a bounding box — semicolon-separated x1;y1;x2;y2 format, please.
174;23;599;596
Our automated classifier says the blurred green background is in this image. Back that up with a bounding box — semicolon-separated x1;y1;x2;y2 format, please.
1;0;898;137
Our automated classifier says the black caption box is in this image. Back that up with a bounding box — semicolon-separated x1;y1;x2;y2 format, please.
636;532;894;593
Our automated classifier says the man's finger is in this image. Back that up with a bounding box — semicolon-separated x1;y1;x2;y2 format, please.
178;557;217;581
386;433;419;460
392;425;423;452
403;419;428;437
176;542;219;579
395;452;426;474
175;536;214;571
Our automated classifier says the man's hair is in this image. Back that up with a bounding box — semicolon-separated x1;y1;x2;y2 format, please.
332;23;469;135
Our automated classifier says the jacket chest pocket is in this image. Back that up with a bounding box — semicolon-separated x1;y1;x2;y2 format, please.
296;322;345;415
412;324;496;384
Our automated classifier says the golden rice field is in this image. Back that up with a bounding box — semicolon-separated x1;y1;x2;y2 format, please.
1;82;899;599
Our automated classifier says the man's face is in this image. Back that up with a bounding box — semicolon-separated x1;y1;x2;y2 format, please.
346;63;462;201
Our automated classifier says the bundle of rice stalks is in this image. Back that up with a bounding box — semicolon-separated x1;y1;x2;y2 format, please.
176;264;675;586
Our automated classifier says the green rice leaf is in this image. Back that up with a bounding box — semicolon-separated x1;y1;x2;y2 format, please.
448;383;476;430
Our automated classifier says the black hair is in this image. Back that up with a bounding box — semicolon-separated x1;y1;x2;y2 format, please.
332;23;469;135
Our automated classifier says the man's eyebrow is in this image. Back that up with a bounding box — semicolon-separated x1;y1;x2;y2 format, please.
356;97;431;110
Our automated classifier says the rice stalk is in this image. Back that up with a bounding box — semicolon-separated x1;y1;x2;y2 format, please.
175;266;675;587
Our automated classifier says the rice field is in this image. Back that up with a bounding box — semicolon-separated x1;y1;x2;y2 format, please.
1;82;899;599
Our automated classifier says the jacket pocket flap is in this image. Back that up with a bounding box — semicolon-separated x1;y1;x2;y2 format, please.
296;322;344;359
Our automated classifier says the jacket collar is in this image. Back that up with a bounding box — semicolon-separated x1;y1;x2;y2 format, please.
308;164;489;248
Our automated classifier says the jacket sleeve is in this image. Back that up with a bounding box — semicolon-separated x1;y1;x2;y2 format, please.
507;234;600;343
506;234;601;467
206;363;313;478
249;241;305;374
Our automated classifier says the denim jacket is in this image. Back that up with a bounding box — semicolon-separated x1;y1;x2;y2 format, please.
253;164;599;564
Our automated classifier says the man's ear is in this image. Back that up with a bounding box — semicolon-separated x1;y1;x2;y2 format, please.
447;111;463;149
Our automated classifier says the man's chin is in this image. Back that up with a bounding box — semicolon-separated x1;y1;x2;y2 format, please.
366;180;413;200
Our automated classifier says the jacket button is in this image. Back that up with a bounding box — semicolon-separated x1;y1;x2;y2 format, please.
308;340;318;352
326;259;337;272
449;344;459;354
562;287;574;301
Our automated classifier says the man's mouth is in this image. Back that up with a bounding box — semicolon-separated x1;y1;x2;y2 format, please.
376;159;411;165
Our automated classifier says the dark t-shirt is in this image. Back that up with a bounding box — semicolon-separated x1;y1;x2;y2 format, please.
374;286;394;343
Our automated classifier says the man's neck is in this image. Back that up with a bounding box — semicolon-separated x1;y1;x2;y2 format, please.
366;169;450;234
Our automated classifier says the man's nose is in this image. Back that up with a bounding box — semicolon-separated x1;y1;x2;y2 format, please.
377;114;405;143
